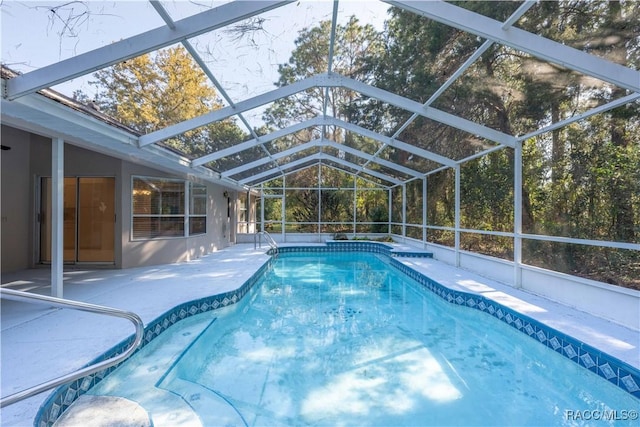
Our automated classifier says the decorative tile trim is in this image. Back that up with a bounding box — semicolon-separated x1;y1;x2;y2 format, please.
390;250;434;258
275;241;433;258
36;246;639;426
388;257;640;401
35;261;271;427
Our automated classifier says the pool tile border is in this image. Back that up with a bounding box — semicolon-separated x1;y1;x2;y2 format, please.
36;243;639;426
287;241;433;258
388;256;640;400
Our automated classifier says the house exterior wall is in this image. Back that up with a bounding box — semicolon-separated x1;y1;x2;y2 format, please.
29;133;123;268
0;124;235;273
1;126;32;273
119;162;234;269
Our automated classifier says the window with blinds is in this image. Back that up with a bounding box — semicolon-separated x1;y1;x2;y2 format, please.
190;183;207;235
132;177;207;239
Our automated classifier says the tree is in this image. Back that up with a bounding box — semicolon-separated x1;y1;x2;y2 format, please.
372;1;639;287
89;46;246;159
263;16;388;229
265;16;384;134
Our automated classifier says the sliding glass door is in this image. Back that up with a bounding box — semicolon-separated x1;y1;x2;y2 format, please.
40;177;115;263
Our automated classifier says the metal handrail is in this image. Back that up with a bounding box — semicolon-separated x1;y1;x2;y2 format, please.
0;288;145;408
254;230;278;251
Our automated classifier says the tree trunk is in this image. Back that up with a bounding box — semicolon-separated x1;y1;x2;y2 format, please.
608;0;635;241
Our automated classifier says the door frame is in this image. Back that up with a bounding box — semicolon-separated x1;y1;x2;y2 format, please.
37;175;116;265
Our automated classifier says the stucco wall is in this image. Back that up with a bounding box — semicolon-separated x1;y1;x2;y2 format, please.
1;126;31;273
0;125;236;272
119;161;234;269
29;134;123;267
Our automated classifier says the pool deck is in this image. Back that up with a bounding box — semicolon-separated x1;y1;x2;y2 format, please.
1;243;639;426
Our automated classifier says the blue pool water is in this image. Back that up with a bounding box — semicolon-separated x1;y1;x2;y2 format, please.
88;252;639;426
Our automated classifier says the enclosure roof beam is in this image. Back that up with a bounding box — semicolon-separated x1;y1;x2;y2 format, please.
148;0;283;176
251;160;390;190
140;76;322;147
386;0;640;93
517;93;640;141
333;74;517;147
320;152;403;185
318;163;391;189
5;1;293;100
325;117;457;167
222;139;322;178
247;165;304;188
389;40;493;142
221;133;423;180
192;117;324;166
222;133;422;180
322;140;422;178
143;71;515;150
239;152;402;186
321;0;340;142
239;155;318;185
323;0;340;118
390;0;537;141
149;1;260;140
392;0;537;144
193;113;456;170
316;162;385;187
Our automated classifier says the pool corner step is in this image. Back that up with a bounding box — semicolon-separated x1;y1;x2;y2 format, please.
54;389;203;427
160;377;248;427
53;395;152;427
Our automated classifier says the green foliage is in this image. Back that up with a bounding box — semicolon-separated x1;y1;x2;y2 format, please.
368;205;388;233
374;0;639;288
461;151;513;232
89;46;247;159
81;2;639;289
263;16;389;232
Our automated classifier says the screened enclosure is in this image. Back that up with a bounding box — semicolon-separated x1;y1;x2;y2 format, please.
1;0;639;289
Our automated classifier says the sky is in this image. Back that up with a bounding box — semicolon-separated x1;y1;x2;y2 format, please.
1;0;391;126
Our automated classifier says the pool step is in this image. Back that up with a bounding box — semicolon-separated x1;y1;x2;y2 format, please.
53;395;152;427
138;387;204;427
163;377;248;426
79;314;216;426
55;389;201;427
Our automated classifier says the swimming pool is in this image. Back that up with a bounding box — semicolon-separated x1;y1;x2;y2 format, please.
38;246;640;426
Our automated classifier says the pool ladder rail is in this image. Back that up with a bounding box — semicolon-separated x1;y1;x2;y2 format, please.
0;288;145;408
254;231;279;255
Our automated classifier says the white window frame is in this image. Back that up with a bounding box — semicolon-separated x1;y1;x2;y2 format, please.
131;176;207;240
189;182;207;236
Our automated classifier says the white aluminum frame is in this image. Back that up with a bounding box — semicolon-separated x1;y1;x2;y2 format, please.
4;0;639;296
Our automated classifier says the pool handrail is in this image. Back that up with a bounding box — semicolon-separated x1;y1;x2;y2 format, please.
0;288;145;408
254;230;278;252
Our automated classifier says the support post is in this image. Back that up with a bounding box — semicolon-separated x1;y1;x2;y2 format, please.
514;142;523;288
184;182;190;238
317;164;321;239
388;188;392;235
51;138;64;298
402;184;407;240
353;178;357;236
455;165;461;267
422;177;427;248
281;176;286;242
260;183;264;232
